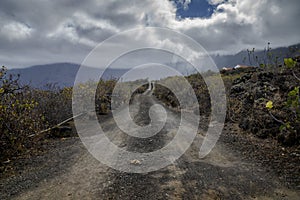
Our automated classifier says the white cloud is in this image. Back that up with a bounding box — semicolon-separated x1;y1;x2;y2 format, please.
46;12;120;47
46;21;97;47
73;12;120;33
0;21;33;40
178;0;192;10
0;0;299;68
207;0;226;5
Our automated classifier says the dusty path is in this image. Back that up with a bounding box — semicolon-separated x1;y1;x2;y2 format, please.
1;93;299;199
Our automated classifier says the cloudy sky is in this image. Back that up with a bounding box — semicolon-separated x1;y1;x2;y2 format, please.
0;0;299;68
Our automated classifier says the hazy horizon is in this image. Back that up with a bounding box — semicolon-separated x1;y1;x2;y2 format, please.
1;0;300;68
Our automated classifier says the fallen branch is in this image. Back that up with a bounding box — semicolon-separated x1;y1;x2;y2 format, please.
28;112;86;138
292;70;300;81
268;111;284;125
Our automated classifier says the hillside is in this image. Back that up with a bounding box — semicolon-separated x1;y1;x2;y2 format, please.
6;44;299;89
7;63;128;88
1;59;300;199
212;43;300;68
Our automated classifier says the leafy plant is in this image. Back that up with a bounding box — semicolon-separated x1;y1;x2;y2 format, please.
284;57;300;81
266;86;300;145
278;86;299;143
285;86;300;120
284;58;297;68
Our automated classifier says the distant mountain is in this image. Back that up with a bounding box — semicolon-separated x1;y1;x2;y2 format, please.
212;43;300;68
7;44;300;88
8;63;128;88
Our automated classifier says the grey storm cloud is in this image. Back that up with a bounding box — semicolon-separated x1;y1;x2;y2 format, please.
0;0;299;68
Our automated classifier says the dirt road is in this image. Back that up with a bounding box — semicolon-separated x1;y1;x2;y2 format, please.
1;93;299;199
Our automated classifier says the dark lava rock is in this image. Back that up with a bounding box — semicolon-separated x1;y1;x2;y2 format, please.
228;60;300;146
231;83;245;94
258;72;274;82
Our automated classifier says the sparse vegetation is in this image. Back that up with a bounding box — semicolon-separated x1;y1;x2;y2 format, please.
1;50;299;181
0;66;45;162
0;68;122;164
152;54;300;146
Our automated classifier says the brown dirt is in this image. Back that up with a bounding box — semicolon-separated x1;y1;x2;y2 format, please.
1;93;299;199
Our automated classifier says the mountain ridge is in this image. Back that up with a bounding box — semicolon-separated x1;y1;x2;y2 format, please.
7;43;300;88
8;63;128;88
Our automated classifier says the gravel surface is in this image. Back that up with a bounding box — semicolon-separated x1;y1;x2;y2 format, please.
0;93;299;199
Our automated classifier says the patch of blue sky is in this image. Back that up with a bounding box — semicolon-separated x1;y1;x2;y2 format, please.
172;0;224;19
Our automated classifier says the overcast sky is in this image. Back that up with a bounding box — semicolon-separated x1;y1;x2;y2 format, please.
0;0;299;68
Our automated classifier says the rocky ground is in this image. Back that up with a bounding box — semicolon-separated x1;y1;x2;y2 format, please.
0;92;299;199
228;64;300;146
